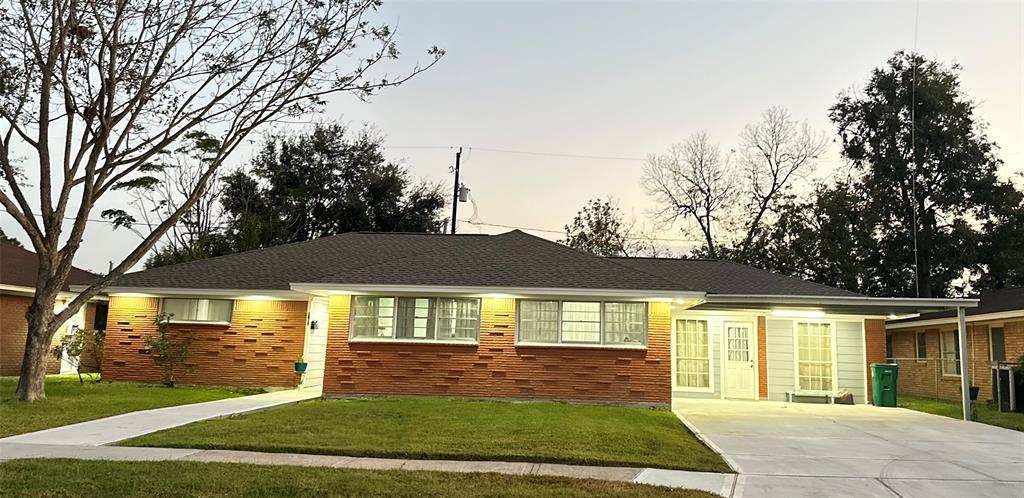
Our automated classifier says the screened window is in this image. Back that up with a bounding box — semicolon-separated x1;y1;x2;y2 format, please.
517;301;647;347
885;334;894;362
675;319;710;389
990;327;1006;363
161;298;233;323
916;332;927;362
940;330;961;376
351;296;479;342
797;322;833;392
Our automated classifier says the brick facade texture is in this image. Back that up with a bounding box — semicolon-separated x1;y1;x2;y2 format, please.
864;318;888;404
0;295;97;376
102;297;307;387
757;316;768;400
321;295;673;405
888;319;1023;402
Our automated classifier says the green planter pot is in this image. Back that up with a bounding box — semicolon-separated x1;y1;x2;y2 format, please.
294;362;308;373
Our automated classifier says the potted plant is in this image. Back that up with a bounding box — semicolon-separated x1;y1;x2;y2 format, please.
294;357;308;373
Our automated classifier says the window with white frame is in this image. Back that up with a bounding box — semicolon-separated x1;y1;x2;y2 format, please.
940;329;961;376
517;300;647;347
161;298;233;323
351;296;479;342
674;319;710;389
796;322;833;392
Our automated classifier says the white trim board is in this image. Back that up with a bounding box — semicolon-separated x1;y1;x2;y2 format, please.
886;310;1024;329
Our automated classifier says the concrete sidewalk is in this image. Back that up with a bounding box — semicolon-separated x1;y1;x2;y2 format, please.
0;389;320;446
0;443;736;497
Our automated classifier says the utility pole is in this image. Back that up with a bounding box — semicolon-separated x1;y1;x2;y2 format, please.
451;147;462;234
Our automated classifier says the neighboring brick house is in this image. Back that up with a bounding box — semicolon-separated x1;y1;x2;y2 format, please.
0;241;107;376
93;230;974;407
886;288;1023;402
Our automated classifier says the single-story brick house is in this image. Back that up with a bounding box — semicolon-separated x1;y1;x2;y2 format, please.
1;241;107;376
886;287;1023;402
88;230;974;408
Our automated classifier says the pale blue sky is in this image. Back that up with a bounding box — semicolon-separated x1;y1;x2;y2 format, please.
3;1;1022;271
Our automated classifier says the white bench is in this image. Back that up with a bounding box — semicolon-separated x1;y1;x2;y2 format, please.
785;390;835;404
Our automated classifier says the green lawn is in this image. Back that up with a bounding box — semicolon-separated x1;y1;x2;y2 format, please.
123;397;730;472
0;459;717;498
0;375;261;438
898;395;1024;432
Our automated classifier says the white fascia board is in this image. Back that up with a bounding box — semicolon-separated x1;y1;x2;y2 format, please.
703;294;978;309
4;284;108;301
289;283;705;301
886;309;1024;330
82;286;309;300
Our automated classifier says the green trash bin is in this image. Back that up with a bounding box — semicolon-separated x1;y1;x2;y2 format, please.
871;363;899;407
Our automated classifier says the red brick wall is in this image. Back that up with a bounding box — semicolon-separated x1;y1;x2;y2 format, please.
864;318;888;404
322;296;672;405
102;296;308;388
757;315;768;400
889;319;1024;401
0;294;66;376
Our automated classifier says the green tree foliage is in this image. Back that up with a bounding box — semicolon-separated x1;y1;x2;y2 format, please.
144;314;194;387
219;124;447;252
561;198;662;257
757;52;1023;296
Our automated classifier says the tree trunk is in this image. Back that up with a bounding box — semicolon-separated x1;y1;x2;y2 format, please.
14;294;60;401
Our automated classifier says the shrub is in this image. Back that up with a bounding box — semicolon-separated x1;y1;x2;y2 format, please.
144;313;194;387
52;326;105;383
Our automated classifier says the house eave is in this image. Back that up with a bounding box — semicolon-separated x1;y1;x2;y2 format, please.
886;309;1024;330
289;283;706;301
700;294;979;315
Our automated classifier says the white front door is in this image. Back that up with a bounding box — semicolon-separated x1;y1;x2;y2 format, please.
300;299;330;390
724;322;756;399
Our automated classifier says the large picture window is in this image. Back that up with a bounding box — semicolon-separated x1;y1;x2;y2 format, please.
351;296;480;343
675;319;710;389
796;322;833;392
940;330;961;376
517;300;646;347
161;298;233;323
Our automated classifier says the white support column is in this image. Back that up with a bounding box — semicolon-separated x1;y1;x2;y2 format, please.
957;307;971;421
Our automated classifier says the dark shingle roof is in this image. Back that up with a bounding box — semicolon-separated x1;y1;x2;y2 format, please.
111;230;859;297
888;287;1024;324
112;231;685;292
1;241;99;291
609;257;861;297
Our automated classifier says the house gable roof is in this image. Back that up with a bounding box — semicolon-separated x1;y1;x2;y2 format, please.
110;230;863;298
0;241;99;291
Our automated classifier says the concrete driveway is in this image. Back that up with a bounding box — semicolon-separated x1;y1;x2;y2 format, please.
675;400;1024;498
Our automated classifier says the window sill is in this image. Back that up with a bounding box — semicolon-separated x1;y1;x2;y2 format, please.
515;342;647;351
349;338;479;346
167;320;231;326
673;386;714;393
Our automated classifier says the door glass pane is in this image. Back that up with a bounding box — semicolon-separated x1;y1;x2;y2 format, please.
727;326;750;362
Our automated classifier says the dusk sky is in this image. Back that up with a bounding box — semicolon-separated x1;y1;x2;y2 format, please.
3;0;1022;272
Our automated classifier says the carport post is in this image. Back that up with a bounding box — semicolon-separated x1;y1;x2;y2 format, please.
957;306;971;421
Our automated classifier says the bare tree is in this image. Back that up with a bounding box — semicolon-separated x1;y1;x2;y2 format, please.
642;131;735;258
735;107;828;258
124;131;228;265
0;0;442;400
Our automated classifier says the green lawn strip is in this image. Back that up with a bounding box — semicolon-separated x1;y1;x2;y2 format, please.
898;395;1024;432
123;397;731;473
0;459;718;498
0;375;261;438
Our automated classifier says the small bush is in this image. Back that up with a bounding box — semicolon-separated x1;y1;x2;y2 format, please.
144;314;194;387
52;327;105;383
